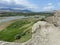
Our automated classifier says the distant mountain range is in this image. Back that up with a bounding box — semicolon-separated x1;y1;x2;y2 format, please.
0;7;56;13
0;7;32;13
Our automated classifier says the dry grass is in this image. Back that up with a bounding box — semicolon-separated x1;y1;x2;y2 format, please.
0;20;16;31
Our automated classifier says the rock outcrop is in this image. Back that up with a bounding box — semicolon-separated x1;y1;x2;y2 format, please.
31;21;60;45
45;10;60;28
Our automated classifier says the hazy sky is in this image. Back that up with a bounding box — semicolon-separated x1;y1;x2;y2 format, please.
0;0;60;12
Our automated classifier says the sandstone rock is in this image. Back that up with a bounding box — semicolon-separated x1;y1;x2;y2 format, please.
31;21;60;45
45;11;60;28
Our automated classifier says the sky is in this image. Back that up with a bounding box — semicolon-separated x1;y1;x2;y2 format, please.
0;0;60;12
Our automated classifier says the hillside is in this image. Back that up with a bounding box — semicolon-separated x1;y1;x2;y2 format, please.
0;11;60;45
0;17;41;43
24;10;60;45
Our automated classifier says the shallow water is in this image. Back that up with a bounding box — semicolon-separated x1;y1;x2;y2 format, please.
0;16;27;23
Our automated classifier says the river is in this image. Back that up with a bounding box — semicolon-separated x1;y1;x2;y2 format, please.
0;16;27;23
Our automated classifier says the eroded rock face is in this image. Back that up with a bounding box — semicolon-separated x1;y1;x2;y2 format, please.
23;21;60;45
30;21;60;45
45;11;60;28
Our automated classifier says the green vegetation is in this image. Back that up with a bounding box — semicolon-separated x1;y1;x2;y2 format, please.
0;12;54;17
0;18;37;42
0;12;54;42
